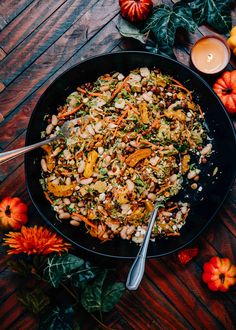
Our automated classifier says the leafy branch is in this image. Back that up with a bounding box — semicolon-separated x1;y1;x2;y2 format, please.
7;253;125;329
117;0;233;58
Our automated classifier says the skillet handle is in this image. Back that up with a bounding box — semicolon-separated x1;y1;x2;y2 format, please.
0;136;58;165
126;207;159;290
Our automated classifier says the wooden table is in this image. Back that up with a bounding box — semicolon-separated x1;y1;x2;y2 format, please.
0;1;235;329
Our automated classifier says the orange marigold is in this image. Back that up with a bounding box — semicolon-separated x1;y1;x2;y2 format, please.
3;226;71;255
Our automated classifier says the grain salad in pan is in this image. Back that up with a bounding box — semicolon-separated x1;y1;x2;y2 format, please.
40;68;212;243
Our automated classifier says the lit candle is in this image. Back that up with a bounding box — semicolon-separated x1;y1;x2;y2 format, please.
191;36;230;74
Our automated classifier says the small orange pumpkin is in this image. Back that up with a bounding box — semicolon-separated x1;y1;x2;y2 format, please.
202;256;236;292
119;0;153;22
213;70;236;115
0;197;28;230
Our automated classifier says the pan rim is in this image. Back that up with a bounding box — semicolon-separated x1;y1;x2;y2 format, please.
25;51;236;259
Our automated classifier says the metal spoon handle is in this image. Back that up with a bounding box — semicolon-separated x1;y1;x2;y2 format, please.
126;207;159;290
0;136;58;165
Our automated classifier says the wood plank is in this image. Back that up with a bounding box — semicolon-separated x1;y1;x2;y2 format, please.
218;201;236;237
0;47;6;60
165;240;235;328
0;290;29;328
0;163;25;197
0;17;121;150
0;0;119;119
0;0;34;25
0;81;5;92
116;290;164;329
0;0;68;53
10;313;37;330
0;0;98;85
0;131;25;183
0;89;43;150
0;255;10;271
0;268;23;305
204;216;236;262
145;259;220;329
0;15;7;31
104;309;133;330
120;276;192;329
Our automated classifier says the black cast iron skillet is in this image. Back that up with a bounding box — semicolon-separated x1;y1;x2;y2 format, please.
25;52;236;259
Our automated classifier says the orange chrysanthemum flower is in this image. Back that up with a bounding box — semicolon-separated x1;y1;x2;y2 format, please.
4;226;71;255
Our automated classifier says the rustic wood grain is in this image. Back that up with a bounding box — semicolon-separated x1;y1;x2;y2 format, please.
0;163;25;197
205;219;236;262
0;17;121;150
0;15;7;31
0;0;119;118
0;0;67;53
0;81;5;92
0;0;34;26
145;259;220;329
219;202;236;237
118;279;192;329
0;131;25;183
0;47;6;60
0;0;99;85
165;239;236;329
10;313;37;330
0;290;30;329
0;268;23;305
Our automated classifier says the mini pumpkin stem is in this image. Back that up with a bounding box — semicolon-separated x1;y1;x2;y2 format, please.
222;87;232;94
219;273;225;284
5;205;11;216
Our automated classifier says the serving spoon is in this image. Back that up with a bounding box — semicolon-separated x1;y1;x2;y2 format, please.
0;120;74;165
126;205;161;290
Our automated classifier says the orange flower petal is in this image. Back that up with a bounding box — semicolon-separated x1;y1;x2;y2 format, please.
4;225;71;255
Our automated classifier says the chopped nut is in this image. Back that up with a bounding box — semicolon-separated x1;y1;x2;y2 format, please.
93;180;107;193
201;143;212;156
194;175;199;182
191;183;198;190
212;167;218;176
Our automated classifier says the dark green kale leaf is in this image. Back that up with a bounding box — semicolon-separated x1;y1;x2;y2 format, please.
117;16;149;44
17;287;50;314
39;305;74;330
81;270;125;313
142;2;197;57
44;254;84;288
187;0;232;34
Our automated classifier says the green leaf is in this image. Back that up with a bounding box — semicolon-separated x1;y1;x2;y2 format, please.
81;270;125;313
142;3;197;57
70;261;98;289
187;0;232;34
7;259;33;277
100;282;125;312
39;305;74;330
117;17;149;44
17;288;50;314
44;254;84;288
81;270;107;312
